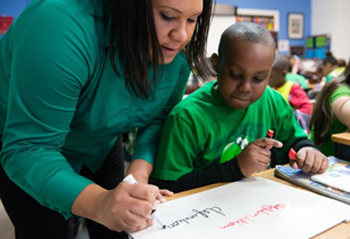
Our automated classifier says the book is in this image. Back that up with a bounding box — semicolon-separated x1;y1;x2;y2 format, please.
274;156;350;205
311;158;350;193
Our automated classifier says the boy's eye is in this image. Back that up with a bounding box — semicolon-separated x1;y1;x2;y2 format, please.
253;77;264;83
229;71;241;79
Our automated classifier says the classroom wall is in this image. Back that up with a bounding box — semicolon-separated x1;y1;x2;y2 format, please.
0;0;30;38
0;0;312;49
216;0;311;50
2;0;349;62
311;0;350;62
0;0;29;17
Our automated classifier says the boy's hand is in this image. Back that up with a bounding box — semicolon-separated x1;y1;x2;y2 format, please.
237;138;283;177
290;147;328;174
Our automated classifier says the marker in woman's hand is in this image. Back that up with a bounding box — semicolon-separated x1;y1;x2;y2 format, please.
123;174;166;229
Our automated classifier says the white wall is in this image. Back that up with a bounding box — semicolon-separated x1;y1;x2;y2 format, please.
312;0;350;61
207;16;236;56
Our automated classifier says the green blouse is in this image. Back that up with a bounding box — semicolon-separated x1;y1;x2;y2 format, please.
0;0;190;218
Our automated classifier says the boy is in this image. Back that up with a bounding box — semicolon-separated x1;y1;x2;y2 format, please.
269;54;313;116
152;22;328;193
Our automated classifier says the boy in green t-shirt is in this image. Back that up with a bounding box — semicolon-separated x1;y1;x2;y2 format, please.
152;22;328;193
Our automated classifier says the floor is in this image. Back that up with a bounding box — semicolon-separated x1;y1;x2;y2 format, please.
0;201;14;239
0;200;89;239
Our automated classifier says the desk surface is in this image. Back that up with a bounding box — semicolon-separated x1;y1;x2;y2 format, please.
166;168;350;239
332;132;350;146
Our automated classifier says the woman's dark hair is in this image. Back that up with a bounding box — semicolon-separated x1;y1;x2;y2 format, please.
310;63;350;145
108;0;214;98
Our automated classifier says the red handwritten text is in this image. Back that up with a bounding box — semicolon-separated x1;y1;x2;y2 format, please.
219;204;286;229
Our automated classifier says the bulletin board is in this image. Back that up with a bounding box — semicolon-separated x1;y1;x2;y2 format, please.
236;8;280;31
0;16;14;34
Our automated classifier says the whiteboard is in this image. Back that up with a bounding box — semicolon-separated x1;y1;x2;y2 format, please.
206;15;236;56
130;177;350;239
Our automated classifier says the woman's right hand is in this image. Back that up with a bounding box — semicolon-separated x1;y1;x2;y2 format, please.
72;182;160;232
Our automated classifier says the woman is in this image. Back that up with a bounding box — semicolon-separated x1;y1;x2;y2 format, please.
310;63;350;156
0;0;213;238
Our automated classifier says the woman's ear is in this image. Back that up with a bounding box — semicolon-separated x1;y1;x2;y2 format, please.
210;53;219;73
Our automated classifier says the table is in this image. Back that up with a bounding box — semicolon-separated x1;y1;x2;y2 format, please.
165;168;350;239
332;132;350;146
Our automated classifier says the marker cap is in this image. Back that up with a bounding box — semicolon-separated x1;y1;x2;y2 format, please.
288;148;297;161
266;130;274;138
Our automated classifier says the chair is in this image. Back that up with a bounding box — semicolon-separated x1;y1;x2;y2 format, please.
307;89;321;100
334;143;350;161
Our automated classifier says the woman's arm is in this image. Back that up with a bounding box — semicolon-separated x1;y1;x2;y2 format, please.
1;3;98;218
331;96;350;128
126;159;153;184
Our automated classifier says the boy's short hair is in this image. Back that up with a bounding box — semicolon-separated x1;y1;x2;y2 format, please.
218;22;276;56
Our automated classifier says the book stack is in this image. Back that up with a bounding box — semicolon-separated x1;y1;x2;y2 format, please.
274;156;350;205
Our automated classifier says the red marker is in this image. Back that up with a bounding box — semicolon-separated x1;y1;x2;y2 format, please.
288;148;297;161
264;129;274;150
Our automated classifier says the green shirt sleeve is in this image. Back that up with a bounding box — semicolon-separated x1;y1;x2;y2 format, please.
153;111;199;180
1;2;97;218
330;85;350;104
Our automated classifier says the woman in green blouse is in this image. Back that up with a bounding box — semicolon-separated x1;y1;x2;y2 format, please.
0;0;214;238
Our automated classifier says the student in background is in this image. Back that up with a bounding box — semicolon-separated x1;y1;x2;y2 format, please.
323;52;345;83
309;63;350;156
285;58;308;90
151;22;328;193
185;57;216;96
288;54;302;74
286;71;308;90
269;54;313;116
0;0;214;238
338;58;347;68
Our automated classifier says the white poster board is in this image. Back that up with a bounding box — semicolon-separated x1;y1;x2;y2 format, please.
130;177;350;239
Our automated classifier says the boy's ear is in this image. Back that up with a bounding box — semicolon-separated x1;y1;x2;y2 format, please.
210;53;219;72
282;69;288;76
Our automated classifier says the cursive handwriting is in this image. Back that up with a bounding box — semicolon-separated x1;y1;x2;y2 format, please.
219;204;287;229
167;206;225;229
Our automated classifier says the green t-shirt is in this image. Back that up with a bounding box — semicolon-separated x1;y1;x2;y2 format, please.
326;67;345;83
310;85;350;156
0;0;190;218
154;81;307;181
286;73;308;89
